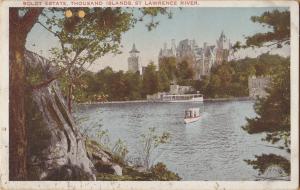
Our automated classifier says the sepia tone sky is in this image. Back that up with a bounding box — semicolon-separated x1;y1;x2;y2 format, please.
26;7;290;72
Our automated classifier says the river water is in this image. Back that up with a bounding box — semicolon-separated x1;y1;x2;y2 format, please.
74;100;288;180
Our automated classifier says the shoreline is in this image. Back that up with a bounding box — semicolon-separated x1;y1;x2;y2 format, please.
77;96;253;105
204;96;253;102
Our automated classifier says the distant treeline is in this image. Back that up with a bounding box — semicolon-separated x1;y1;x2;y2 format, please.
193;53;289;98
60;53;288;102
58;57;195;102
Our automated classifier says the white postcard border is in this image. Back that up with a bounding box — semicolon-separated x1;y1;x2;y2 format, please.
0;1;298;190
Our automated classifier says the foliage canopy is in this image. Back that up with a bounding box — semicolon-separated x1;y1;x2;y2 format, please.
232;9;290;50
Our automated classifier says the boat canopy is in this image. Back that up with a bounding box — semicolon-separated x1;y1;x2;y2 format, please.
161;94;203;101
185;108;200;118
162;94;203;98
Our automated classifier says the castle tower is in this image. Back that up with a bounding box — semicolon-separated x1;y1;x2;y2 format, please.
217;31;226;49
128;44;141;74
216;31;231;65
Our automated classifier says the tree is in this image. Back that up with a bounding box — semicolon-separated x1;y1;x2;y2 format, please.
158;57;177;81
71;71;95;102
243;59;290;150
95;66;114;96
158;70;170;92
140;127;170;169
37;8;134;111
9;7;172;180
240;9;291;177
176;60;195;82
207;74;221;98
110;71;127;100
19;8;173;111
243;60;290;176
124;72;142;100
233;9;290;50
9;8;43;180
246;10;290;48
35;8;172;111
214;64;235;95
142;63;160;96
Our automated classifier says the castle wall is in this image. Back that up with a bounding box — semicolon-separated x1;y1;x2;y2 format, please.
248;76;271;98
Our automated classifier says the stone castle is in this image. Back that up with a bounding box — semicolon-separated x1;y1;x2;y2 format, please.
158;31;233;80
127;32;232;78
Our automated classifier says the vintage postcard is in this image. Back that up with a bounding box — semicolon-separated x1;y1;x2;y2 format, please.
0;0;299;189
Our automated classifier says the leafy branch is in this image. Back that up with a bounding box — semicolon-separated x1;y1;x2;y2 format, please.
232;9;290;51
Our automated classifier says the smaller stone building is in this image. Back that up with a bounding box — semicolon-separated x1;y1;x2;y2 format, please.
248;76;271;98
128;44;141;74
169;84;194;95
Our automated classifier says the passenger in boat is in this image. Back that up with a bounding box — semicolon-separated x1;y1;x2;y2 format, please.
185;111;191;118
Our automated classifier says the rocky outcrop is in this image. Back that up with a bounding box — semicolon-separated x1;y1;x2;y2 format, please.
22;51;181;181
24;51;96;180
85;139;122;176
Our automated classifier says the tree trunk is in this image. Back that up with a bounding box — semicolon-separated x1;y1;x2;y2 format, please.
9;33;27;180
9;8;42;180
67;83;73;113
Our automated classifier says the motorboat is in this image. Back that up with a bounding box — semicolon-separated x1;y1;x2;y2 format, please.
184;108;200;124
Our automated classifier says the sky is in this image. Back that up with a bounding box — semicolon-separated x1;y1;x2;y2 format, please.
26;7;290;72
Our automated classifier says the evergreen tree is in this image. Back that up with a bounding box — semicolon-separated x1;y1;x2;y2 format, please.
238;9;291;177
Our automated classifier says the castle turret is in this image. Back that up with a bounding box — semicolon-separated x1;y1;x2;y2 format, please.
129;43;140;57
215;31;231;65
128;44;141;74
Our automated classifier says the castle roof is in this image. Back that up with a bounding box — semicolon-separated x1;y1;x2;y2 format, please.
129;43;140;53
219;31;226;40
